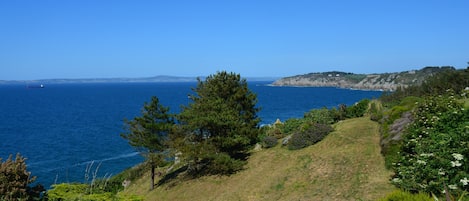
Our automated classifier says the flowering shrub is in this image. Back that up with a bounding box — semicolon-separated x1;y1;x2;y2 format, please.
392;90;469;196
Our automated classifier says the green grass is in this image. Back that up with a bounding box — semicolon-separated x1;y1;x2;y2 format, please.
122;117;395;201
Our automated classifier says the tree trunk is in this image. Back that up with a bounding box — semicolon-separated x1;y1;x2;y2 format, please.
150;164;155;190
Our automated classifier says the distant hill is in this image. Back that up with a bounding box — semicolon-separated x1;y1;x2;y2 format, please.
0;76;278;85
271;66;456;91
0;75;199;84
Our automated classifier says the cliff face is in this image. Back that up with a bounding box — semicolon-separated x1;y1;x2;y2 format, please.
271;67;455;91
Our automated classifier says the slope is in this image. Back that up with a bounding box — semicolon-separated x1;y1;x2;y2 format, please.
122;117;395;201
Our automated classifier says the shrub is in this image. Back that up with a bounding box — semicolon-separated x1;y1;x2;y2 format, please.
195;153;246;175
346;99;370;118
265;126;285;139
369;100;384;122
392;90;469;196
304;107;335;124
0;153;42;201
47;183;144;201
281;118;305;134
262;136;278;148
288;123;333;150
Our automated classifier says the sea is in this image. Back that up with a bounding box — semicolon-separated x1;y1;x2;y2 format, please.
0;81;382;188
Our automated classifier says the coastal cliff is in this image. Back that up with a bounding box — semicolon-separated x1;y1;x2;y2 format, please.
271;66;455;91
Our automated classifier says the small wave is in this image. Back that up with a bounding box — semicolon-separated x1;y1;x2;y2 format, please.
36;152;140;173
79;152;140;165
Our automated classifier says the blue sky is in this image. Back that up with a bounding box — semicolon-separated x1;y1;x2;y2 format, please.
1;0;468;80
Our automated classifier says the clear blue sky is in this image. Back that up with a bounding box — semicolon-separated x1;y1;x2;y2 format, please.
1;0;468;80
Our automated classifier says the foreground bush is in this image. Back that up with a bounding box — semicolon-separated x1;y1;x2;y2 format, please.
392;90;469;196
47;183;143;201
0;153;43;200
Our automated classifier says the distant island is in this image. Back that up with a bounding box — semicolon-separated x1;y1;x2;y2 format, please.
0;76;278;85
271;66;457;91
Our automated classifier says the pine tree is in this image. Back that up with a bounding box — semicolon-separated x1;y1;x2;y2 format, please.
178;71;260;175
121;96;174;190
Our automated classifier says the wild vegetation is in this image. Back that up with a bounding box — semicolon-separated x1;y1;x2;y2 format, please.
378;66;469;200
4;67;469;200
122;117;394;200
0;153;44;201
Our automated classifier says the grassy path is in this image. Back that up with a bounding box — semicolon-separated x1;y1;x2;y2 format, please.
124;117;395;200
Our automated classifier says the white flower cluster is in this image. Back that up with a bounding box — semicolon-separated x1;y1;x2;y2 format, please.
461;177;469;186
452;153;464;161
450;153;464;167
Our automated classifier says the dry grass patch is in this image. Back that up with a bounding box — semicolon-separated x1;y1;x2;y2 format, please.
123;117;395;201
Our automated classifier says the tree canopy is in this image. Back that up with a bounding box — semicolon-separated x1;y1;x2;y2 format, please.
177;71;261;174
121;96;174;189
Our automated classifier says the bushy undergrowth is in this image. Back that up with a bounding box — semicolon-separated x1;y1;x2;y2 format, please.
261;136;278;148
346;99;370;118
0;153;44;201
261;99;373;150
392;90;469;196
46;162;147;200
47;183;143;201
187;152;247;176
288;123;333;150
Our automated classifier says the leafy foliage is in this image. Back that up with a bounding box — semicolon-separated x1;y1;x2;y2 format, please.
381;68;469;105
280;118;305;134
287;123;333;150
121;96;175;189
261;136;279;148
304;107;336;124
392;90;469;196
346;99;370;118
0;153;43;201
177;71;260;175
47;183;143;201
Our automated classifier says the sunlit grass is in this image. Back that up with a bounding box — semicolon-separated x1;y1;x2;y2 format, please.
122;117;395;201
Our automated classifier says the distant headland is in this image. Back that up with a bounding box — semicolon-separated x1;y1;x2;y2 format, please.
270;66;457;91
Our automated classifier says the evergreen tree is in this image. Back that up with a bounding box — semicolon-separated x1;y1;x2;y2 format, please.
121;96;174;190
178;71;260;175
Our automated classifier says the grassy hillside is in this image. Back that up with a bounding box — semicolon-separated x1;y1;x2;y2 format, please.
122;117;395;201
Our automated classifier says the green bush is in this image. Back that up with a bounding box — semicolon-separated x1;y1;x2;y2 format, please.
262;136;278;148
265;126;285;139
346;99;370;118
206;153;246;175
288;123;333;150
304;107;335;124
392;91;469;196
107;163;148;193
281;118;305;134
0;153;43;201
47;183;144;201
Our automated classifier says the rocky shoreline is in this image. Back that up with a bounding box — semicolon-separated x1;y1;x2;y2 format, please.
270;66;455;91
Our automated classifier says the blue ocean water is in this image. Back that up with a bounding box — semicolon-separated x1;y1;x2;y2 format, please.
0;82;381;188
